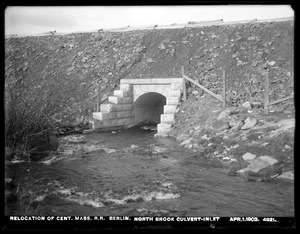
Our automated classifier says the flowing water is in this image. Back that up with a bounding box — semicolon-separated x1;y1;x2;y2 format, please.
7;126;294;217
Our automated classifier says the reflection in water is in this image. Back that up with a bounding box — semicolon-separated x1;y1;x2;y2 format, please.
7;126;294;216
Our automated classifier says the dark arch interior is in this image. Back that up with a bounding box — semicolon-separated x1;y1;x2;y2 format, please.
134;92;166;125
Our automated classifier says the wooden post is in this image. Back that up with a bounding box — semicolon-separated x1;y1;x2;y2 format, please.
264;69;270;114
222;69;226;108
97;83;101;112
181;66;187;102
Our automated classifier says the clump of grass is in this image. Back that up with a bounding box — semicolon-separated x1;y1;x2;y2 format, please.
15;184;42;215
5;86;57;161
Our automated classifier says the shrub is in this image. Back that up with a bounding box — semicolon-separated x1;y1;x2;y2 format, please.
5;85;56;161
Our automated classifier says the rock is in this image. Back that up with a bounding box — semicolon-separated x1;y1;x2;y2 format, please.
130;144;139;150
261;142;269;147
201;134;210;140
146;58;154;63
228;115;239;127
238;156;278;173
217;108;238;120
284;145;292;150
241;117;257;130
180;138;193;147
268;61;276;66
231;121;243;131
192;142;201;149
242;101;252;109
277;171;294;180
158;43;166;50
251;102;262;108
211;120;230;131
242;152;256;161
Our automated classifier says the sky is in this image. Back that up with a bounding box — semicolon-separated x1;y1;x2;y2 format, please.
5;5;294;36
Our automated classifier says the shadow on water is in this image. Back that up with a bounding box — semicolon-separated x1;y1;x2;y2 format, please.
6;124;294;217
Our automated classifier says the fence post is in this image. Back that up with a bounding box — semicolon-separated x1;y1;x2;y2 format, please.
181;66;187;102
97;83;101;112
222;69;226;108
264;69;270;114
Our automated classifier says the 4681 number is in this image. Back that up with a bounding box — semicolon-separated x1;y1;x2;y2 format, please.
262;217;278;222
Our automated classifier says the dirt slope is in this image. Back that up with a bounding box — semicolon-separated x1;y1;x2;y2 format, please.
5;20;294;124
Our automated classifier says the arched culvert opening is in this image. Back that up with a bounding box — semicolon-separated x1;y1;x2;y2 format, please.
134;92;166;125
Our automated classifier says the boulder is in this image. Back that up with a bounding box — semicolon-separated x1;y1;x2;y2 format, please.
217;109;232;120
238;156;278;173
231;121;244;131
242;152;256;161
228;115;239;127
277;171;294;180
211;120;230;131
242;101;252;109
251;102;262;108
217;108;239;120
241;117;257;130
192;90;199;95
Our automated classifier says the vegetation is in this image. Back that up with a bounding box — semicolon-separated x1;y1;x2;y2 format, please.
5;82;56;161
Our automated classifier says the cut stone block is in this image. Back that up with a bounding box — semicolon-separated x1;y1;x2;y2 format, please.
115;110;134;119
163;105;177;114
161;113;175;123
154;133;169;138
108;96;133;104
91;120;102;130
93;112;116;121
168;89;182;97
166;96;180;105
114;90;132;97
100;104;115;113
111;118;134;126
157;123;172;132
93;118;134;129
120;84;133;91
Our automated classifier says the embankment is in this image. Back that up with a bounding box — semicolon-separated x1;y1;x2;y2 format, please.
5;19;294;125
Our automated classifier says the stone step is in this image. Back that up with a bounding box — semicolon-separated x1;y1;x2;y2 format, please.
120;84;133;92
154;133;169;138
160;113;175;123
157;123;172;132
108;96;133;104
113;90;132;98
100;104;115;113
166;96;180;105
163;105;177;114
